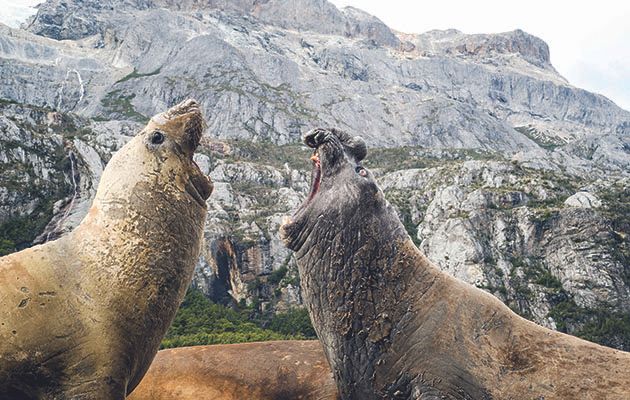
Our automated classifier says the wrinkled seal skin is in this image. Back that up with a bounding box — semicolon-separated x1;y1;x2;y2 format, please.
281;128;630;400
128;341;339;400
0;99;213;400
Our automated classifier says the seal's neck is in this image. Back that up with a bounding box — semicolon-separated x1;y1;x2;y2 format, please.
294;201;439;398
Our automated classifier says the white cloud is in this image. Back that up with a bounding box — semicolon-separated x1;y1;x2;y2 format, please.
330;0;630;111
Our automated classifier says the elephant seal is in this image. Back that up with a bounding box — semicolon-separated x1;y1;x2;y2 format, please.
128;341;339;400
281;128;630;400
0;99;213;399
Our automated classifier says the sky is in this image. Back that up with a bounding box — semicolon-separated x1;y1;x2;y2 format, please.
1;0;628;111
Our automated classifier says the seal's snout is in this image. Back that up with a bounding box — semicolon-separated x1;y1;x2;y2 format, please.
185;111;205;150
167;98;200;117
303;128;329;149
166;98;205;152
303;128;367;161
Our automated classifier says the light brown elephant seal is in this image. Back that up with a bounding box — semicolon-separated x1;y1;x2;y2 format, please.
0;99;213;399
281;127;630;400
128;340;339;400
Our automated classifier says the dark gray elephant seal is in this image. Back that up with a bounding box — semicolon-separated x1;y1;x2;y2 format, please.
281;128;630;400
0;99;213;399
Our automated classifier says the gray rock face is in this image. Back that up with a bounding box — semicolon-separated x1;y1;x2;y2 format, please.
384;162;629;326
411;29;552;68
1;0;629;348
564;191;602;208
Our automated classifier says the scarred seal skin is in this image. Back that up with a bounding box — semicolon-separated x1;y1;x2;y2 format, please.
281;128;630;400
0;99;213;399
127;340;339;400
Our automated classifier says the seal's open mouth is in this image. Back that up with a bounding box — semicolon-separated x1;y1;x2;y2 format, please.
167;99;213;206
186;166;213;207
307;150;322;204
290;141;325;219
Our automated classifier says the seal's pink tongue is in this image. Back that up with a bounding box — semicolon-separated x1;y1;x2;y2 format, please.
306;151;321;203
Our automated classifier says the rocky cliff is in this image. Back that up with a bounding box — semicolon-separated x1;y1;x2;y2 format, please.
1;0;629;348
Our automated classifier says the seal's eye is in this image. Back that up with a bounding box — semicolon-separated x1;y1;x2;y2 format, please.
355;166;367;177
150;131;165;145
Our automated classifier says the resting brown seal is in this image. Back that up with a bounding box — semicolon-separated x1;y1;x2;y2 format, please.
0;99;213;399
127;340;339;400
281;127;630;400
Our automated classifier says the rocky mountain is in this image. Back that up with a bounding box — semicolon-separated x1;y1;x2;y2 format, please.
1;0;629;349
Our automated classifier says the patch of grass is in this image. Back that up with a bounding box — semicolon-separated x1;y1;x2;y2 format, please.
0;98;19;106
514;125;563;151
364;146;502;173
267;265;288;285
0;156;71;254
218;140;311;171
0;200;55;254
115;67;162;84
513;257;563;290
385;189;423;246
266;307;316;338
162;288;313;349
547;295;630;351
577;309;630;351
533;269;563;289
100;90;147;122
0;239;16;257
365;147;435;172
547;296;583;332
598;183;630;284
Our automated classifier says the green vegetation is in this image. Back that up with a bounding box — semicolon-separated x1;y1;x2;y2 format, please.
266;307;316;337
507;253;630;350
0;203;54;256
0;127;72;255
384;189;424;246
365;147;501;173
512;257;563;290
599;183;630;285
514;125;563;151
115;67;162;84
0;98;19;106
548;296;630;351
161;288;316;349
217;140;311;171
99;90;147;122
267;265;288;285
366;147;435;172
547;296;582;332
0;160;69;255
0;239;15;257
578;309;630;350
